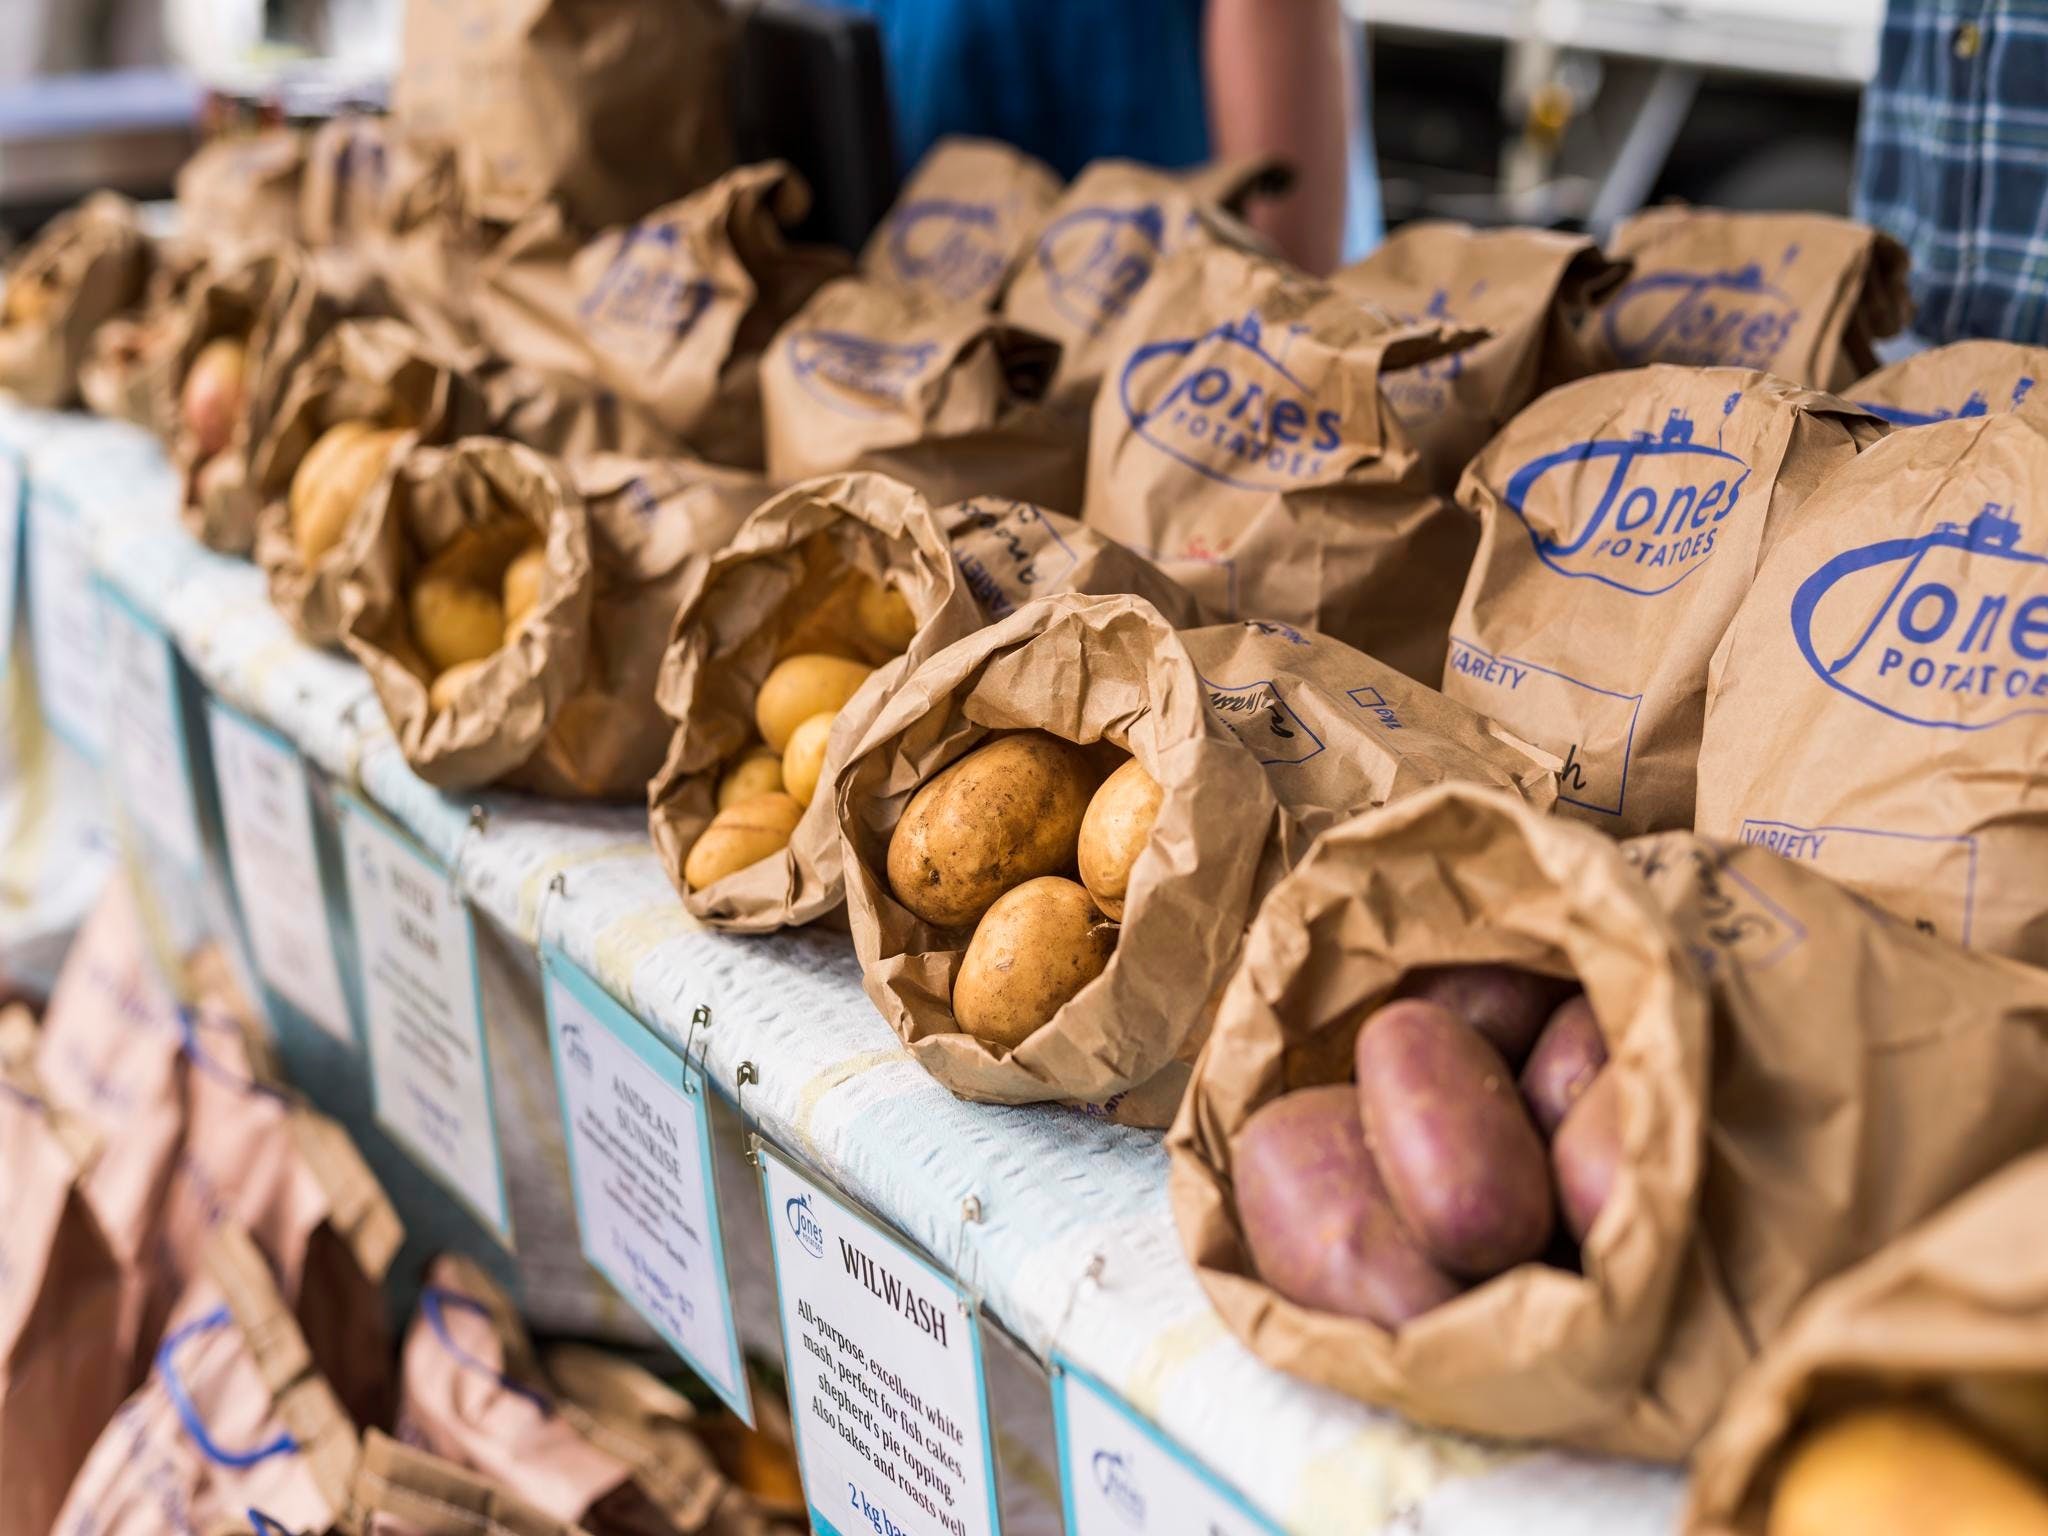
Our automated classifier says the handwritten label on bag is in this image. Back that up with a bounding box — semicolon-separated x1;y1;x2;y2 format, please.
25;486;106;760
759;1144;1002;1536
208;702;354;1044
1053;1357;1283;1536
101;586;203;869
542;947;751;1421
340;795;511;1244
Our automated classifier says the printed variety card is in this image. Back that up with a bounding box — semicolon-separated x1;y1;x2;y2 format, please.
24;484;106;759
542;946;751;1421
101;582;203;869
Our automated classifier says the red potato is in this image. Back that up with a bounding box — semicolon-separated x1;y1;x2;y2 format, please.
1356;999;1555;1278
1520;994;1607;1135
181;335;248;460
1552;1067;1624;1243
1396;964;1577;1066
1234;1085;1462;1327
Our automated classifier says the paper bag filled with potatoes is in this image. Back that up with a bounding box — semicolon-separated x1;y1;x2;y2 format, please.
342;438;767;797
0;192;150;409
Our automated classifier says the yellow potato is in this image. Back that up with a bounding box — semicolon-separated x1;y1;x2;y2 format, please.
502;544;547;628
853;574;917;654
428;658;488;713
887;731;1096;929
716;747;785;810
181;336;247;459
409;575;505;672
754;654;872;753
4;275;53;326
684;792;803;892
1077;757;1162;921
290;423;405;565
952;877;1116;1049
781;711;835;808
1769;1404;2048;1536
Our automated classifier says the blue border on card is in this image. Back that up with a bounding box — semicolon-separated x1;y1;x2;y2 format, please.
96;577;205;874
0;445;23;676
1051;1353;1286;1536
204;695;359;1049
337;788;514;1247
756;1141;1004;1536
539;943;753;1424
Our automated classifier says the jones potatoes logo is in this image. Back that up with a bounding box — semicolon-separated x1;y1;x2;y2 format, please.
1603;248;1801;370
886;197;1011;302
1118;312;1344;491
1505;402;1750;596
1855;376;2036;428
785;1192;825;1258
1091;1449;1146;1525
579;221;718;342
784;329;941;417
1791;502;2048;730
1034;201;1168;335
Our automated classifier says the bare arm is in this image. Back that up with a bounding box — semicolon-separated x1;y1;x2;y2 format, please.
1204;0;1352;275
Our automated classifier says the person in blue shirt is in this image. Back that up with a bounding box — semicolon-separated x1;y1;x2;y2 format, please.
823;0;1354;274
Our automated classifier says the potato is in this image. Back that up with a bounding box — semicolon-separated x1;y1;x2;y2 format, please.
1551;1066;1623;1244
181;336;248;460
1355;999;1554;1277
684;793;803;891
1234;1085;1462;1327
887;731;1096;929
1396;964;1576;1066
1945;1376;2048;1476
1520;994;1606;1136
755;654;872;753
502;543;546;628
952;877;1115;1049
853;573;917;654
781;711;835;809
3;274;52;327
1077;758;1162;921
291;423;405;565
428;659;488;713
1768;1405;2048;1536
716;747;784;811
409;575;506;673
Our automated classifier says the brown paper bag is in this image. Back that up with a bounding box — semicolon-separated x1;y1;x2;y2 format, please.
475;163;849;466
1587;207;1910;390
1846;337;2048;426
648;472;982;931
1616;829;2048;1457
53;1225;359;1536
761;277;1086;511
299;113;395;251
940;496;1214;628
77;234;210;431
361;141;494;357
999;158;1282;401
1682;1150;2048;1536
353;1431;598;1536
860;136;1062;307
0;1045;125;1536
346;440;765;797
1693;411;2048;962
176;129;310;249
0;192;150;408
1442;365;1882;835
480;365;685;461
838;592;1283;1124
252;318;492;644
1167;782;1711;1449
1178;620;1560;864
1333;221;1630;490
1081;240;1480;684
392;0;731;232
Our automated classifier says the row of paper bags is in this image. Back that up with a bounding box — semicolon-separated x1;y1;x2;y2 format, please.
0;877;803;1536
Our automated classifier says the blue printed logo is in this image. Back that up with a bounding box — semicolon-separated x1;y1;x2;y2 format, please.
560;1020;593;1078
1383;286;1471;422
1091;1449;1146;1526
784;329;941;417
1034;202;1167;335
579;222;717;341
1118;312;1345;491
1505;403;1750;596
887;198;1011;302
1855;376;2035;428
1603;248;1802;369
785;1193;825;1259
1790;502;2048;730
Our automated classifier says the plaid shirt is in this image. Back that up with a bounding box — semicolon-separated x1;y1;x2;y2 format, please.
1856;0;2048;344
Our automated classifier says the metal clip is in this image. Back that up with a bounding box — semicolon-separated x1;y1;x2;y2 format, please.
736;1061;760;1165
679;1003;711;1094
1049;1250;1107;1357
536;871;567;949
448;803;489;892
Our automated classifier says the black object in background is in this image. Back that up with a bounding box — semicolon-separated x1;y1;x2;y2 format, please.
731;2;900;252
